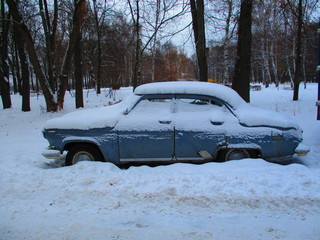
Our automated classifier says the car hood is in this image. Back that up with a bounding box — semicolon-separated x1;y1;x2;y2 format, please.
234;103;300;130
44;94;140;130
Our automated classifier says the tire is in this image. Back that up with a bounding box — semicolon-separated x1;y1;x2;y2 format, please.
224;149;250;161
66;144;104;166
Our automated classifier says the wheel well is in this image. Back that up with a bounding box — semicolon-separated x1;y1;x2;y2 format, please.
64;142;103;156
217;148;261;161
247;149;261;158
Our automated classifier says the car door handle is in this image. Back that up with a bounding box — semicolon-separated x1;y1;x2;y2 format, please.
159;120;172;124
210;121;224;125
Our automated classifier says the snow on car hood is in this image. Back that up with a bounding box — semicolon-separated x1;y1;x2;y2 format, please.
235;103;300;130
44;94;140;130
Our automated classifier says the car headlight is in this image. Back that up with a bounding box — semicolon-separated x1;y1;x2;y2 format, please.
271;131;283;141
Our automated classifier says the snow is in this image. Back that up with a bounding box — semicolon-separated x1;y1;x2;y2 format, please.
137;81;301;130
44;104;124;130
1;83;320;240
44;93;140;130
115;97;173;131
235;104;300;130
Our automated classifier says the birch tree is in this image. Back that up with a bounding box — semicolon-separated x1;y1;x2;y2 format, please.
207;0;238;84
127;0;188;88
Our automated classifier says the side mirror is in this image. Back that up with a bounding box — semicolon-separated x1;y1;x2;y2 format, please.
123;109;129;115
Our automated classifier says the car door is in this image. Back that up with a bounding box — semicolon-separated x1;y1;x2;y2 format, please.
115;95;174;162
174;95;226;161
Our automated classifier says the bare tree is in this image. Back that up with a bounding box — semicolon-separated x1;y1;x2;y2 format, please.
57;0;86;109
11;7;30;111
232;0;253;102
0;0;12;109
288;0;303;101
39;0;58;92
6;0;86;111
190;0;207;82
128;0;142;89
74;0;83;108
128;0;188;88
222;0;234;84
91;0;112;94
7;0;57;111
206;0;239;84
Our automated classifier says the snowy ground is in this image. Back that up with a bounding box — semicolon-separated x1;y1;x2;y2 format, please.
0;84;319;240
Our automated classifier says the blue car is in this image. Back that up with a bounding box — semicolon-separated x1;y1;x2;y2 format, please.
42;81;309;166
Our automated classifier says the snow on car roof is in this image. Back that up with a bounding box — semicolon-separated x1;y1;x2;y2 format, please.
134;81;246;109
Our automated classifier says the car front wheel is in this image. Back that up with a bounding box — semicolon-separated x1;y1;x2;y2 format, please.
66;144;104;166
222;149;250;161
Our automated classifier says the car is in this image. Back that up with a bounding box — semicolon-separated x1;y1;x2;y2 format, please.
42;81;309;166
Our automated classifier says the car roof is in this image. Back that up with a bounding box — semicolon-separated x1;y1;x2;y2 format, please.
134;81;245;109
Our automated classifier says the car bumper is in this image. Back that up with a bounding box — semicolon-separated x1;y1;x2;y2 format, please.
42;147;62;159
295;143;310;156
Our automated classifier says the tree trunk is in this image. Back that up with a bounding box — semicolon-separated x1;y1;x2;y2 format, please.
0;0;12;109
261;37;271;87
9;51;18;94
74;32;83;108
13;43;22;94
232;0;252;103
13;28;30;111
93;0;101;94
293;0;303;101
132;0;141;89
223;0;232;85
57;0;86;109
96;33;102;94
190;0;208;82
6;0;57;111
270;44;279;88
39;0;58;92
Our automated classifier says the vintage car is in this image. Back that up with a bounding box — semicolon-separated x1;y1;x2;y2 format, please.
42;81;309;166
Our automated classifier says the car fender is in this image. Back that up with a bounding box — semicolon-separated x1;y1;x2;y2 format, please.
61;136;119;164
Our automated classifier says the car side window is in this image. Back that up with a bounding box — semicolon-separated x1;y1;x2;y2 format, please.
130;96;173;114
177;97;222;112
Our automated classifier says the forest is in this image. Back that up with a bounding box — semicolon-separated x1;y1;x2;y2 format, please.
0;0;319;111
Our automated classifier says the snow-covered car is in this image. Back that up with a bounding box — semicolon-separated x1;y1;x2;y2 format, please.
42;81;309;166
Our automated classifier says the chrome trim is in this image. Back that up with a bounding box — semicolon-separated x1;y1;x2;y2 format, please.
198;151;214;160
295;143;310;156
120;157;205;162
42;148;61;159
176;157;204;161
120;158;173;162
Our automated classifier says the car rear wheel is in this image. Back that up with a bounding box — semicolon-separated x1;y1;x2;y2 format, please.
66;144;104;166
222;149;250;161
